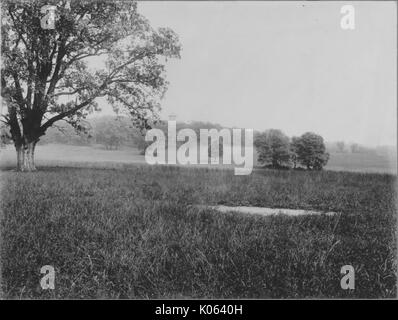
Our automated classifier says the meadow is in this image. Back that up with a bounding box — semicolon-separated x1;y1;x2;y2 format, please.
1;143;397;174
0;160;396;298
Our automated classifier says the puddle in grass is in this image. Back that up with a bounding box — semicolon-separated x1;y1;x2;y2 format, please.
195;205;337;217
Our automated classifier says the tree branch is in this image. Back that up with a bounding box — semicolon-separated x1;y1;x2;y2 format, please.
41;99;93;132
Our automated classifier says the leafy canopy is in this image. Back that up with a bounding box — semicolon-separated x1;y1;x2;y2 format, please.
1;0;181;144
291;132;329;170
254;129;291;167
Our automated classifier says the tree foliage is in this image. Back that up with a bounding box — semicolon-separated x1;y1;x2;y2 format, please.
0;123;12;148
254;130;329;170
254;129;291;168
1;0;180;170
39;119;91;145
290;136;300;169
92;116;130;150
292;132;329;170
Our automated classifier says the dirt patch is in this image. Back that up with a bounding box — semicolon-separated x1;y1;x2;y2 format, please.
196;205;337;217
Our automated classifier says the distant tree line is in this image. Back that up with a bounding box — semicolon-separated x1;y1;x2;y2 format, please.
327;140;380;155
1;117;391;167
5;116;226;157
135;120;225;157
36;116;143;150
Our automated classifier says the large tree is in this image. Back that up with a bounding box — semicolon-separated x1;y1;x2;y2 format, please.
292;132;329;170
1;0;180;171
254;129;291;168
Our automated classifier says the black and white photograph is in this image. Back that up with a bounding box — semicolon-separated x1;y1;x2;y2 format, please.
0;0;397;304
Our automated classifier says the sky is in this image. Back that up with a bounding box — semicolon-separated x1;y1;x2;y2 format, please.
127;1;396;147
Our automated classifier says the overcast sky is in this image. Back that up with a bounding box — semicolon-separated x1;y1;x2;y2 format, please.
110;1;396;147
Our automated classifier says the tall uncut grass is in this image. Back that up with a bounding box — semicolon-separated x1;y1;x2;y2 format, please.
1;165;396;298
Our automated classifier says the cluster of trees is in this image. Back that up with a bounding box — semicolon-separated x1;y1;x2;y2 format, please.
254;129;329;170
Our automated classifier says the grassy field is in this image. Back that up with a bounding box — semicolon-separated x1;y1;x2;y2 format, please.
1;163;396;298
0;143;397;174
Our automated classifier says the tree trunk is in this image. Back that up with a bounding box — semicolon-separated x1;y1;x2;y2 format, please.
15;141;37;172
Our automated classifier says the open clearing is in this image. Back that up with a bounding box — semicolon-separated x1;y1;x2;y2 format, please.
1;161;396;298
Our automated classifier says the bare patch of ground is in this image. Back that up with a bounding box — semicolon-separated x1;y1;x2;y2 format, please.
196;205;338;217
